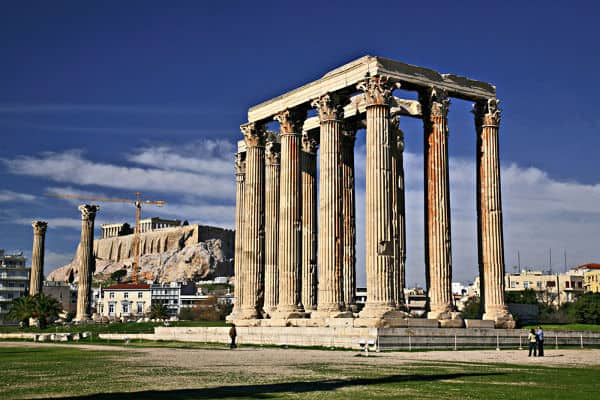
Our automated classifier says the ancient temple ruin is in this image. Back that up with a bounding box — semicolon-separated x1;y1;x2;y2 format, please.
230;55;514;328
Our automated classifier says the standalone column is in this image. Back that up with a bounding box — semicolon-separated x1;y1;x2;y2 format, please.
76;204;100;322
357;76;400;322
263;134;281;315
341;126;357;311
29;221;48;296
390;116;407;310
312;94;348;317
301;132;318;311
228;151;246;320
240;123;266;319
421;88;459;324
474;98;515;328
274;108;306;318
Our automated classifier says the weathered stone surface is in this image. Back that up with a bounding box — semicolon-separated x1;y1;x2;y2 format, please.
76;204;99;322
248;55;495;123
422;88;456;321
263;134;280;315
464;319;496;329
230;151;246;319
474;99;515;329
48;239;233;284
29;221;47;296
301;132;318;310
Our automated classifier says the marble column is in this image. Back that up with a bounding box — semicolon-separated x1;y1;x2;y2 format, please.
390;116;407;310
240;123;266;319
76;204;100;322
357;76;399;321
421;88;458;322
263;133;281;315
273;108;306;318
301;131;318;311
229;151;246;319
312;94;347;317
474;98;515;328
29;221;48;296
341;125;357;312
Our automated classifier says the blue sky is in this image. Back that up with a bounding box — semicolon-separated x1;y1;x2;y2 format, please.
1;1;599;286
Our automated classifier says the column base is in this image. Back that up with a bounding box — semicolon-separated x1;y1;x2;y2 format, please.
311;310;354;319
355;309;411;327
239;307;263;320
483;307;516;329
427;305;455;321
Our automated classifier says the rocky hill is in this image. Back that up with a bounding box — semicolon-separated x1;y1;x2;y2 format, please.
47;224;234;284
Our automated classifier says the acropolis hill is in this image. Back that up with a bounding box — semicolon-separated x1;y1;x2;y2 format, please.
48;223;234;284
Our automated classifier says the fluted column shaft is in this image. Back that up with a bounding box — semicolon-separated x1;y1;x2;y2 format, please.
358;76;397;317
341;129;357;311
275;109;305;316
390;118;407;309
313;94;344;314
301;133;318;310
240;123;266;319
29;221;48;296
264;136;281;314
230;152;246;318
76;204;99;321
475;99;515;328
422;88;454;320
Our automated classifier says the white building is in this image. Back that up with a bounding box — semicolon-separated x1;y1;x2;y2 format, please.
98;284;152;319
0;250;29;320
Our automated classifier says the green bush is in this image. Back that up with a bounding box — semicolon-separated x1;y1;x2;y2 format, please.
568;293;600;324
461;297;481;319
7;293;62;328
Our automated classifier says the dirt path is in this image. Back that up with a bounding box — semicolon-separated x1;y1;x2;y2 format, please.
2;341;599;370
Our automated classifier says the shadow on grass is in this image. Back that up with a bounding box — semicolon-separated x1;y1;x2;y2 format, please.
54;372;502;399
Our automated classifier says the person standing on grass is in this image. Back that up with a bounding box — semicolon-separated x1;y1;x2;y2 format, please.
536;326;544;357
229;324;237;349
528;329;538;357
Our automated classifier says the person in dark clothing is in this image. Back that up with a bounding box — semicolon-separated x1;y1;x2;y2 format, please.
536;325;544;357
229;324;237;349
528;329;537;357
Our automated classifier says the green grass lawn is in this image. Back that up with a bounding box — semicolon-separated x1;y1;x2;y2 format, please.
0;320;228;334
521;323;600;331
1;345;599;399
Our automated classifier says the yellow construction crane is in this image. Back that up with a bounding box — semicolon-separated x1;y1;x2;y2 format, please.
46;191;166;284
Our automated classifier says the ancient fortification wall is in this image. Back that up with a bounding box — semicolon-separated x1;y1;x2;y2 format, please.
92;224;234;262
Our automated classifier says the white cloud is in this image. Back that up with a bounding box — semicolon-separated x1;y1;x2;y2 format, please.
128;140;235;175
352;146;600;287
14;217;82;229
0;190;35;202
2;147;234;200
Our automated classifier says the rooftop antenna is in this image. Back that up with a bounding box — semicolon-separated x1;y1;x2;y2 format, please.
549;248;552;273
564;250;567;272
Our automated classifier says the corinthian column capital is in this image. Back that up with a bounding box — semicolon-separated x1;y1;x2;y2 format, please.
78;204;100;221
274;108;306;135
32;220;48;235
473;98;501;127
421;87;450;118
234;152;246;175
357;75;398;107
241;122;266;147
265;133;281;165
301;131;319;154
311;93;344;122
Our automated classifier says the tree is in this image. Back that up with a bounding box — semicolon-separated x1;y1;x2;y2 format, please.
30;293;62;328
6;295;36;326
150;303;168;319
7;293;62;328
569;293;600;324
461;297;481;319
505;289;538;305
110;269;127;283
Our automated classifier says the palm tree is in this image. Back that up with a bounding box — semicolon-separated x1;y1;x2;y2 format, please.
6;293;62;329
31;293;62;328
6;295;35;326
